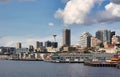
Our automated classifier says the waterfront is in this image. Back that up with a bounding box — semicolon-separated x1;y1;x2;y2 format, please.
0;60;119;77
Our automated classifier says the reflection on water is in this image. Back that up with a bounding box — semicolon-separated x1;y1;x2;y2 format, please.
0;60;119;77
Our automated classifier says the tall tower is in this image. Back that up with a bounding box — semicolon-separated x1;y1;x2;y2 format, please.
63;29;71;46
16;42;22;49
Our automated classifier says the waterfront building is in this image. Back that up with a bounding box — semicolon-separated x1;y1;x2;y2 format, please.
16;48;29;54
16;42;22;49
80;32;92;48
63;29;71;46
0;47;15;55
46;47;56;52
15;48;29;59
91;37;102;47
112;35;120;44
62;46;76;52
96;30;111;43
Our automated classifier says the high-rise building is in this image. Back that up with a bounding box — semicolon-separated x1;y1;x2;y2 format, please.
96;30;111;43
80;32;92;48
16;42;22;49
96;30;103;41
35;41;43;49
63;29;71;46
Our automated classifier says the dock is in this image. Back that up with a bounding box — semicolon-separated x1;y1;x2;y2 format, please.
84;61;117;67
50;53;114;63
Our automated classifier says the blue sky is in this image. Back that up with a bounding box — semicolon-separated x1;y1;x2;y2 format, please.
0;0;120;47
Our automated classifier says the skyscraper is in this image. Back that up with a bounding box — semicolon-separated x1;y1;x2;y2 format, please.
35;41;43;49
96;30;103;41
16;42;22;49
63;29;71;46
80;32;92;48
96;30;111;43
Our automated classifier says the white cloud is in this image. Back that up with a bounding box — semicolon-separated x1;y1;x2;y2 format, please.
55;0;100;25
48;22;54;27
55;0;120;25
105;2;120;17
96;2;120;23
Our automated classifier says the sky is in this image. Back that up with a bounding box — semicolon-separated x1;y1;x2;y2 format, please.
0;0;120;47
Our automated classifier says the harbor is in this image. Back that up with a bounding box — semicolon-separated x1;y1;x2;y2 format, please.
0;52;120;70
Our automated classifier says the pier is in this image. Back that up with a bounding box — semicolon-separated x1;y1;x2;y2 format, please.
51;53;114;63
84;61;117;67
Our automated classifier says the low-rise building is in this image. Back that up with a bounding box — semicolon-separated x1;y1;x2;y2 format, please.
91;37;102;47
112;35;120;44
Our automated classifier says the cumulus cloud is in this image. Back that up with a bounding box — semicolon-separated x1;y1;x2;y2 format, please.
55;0;120;25
48;22;54;27
55;0;101;25
96;2;120;23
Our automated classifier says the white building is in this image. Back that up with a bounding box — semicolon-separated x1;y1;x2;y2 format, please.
80;32;92;48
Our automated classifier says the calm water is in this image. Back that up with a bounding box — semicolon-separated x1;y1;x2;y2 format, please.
0;60;119;77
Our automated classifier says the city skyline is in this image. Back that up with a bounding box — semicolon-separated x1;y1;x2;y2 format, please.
0;0;120;47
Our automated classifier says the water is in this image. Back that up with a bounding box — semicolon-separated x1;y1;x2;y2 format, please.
0;60;119;77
